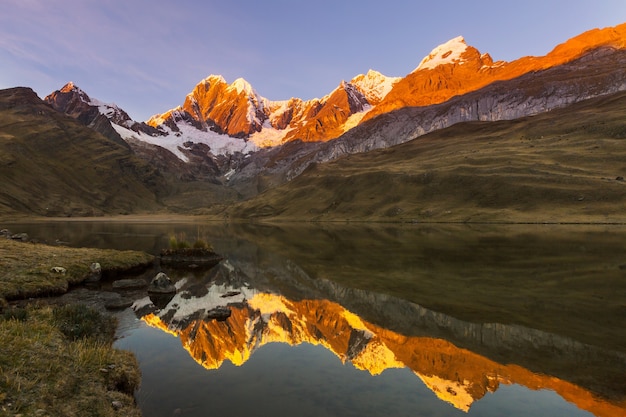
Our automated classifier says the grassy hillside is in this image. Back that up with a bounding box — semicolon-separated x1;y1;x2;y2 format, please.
0;88;166;217
228;91;626;223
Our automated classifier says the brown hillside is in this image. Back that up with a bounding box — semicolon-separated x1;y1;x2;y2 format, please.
0;87;165;217
227;91;626;223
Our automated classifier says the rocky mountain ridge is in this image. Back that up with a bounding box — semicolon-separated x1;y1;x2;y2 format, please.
36;23;626;211
271;45;626;183
46;25;626;166
145;70;398;145
365;23;626;120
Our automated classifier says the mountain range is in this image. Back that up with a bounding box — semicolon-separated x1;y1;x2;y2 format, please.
1;23;625;220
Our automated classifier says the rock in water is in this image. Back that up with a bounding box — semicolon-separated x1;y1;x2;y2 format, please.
148;272;177;294
85;262;102;282
112;278;148;290
11;232;29;241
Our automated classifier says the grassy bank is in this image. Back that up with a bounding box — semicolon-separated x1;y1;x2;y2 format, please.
0;238;154;307
0;305;141;416
0;238;154;416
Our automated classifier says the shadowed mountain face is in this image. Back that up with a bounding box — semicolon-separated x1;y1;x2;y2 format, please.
0;87;166;217
226;90;626;223
223;46;626;193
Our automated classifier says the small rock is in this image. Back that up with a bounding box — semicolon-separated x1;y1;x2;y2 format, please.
148;272;177;294
112;278;147;290
10;232;28;241
111;401;123;410
50;266;67;274
90;262;101;274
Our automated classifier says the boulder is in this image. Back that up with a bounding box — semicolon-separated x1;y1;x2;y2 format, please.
148;272;177;294
149;293;176;309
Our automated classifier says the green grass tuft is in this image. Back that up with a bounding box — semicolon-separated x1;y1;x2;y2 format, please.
52;304;116;342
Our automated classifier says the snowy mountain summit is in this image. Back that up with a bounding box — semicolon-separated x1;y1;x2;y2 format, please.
55;82;135;128
416;36;470;70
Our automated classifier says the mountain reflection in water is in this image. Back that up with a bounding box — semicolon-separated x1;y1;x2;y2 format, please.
130;259;626;416
7;221;626;416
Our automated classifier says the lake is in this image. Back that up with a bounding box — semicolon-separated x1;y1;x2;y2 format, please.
5;220;626;417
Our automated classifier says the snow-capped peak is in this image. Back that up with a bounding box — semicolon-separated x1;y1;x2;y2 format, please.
60;81;80;93
202;74;227;85
415;36;469;71
55;81;132;126
230;78;255;95
350;69;401;103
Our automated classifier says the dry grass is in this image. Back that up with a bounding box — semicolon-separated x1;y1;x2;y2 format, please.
0;236;152;416
0;238;154;305
0;305;141;417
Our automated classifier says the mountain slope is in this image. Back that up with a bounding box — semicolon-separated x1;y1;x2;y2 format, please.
365;23;626;120
225;91;626;223
235;44;626;189
0;88;166;217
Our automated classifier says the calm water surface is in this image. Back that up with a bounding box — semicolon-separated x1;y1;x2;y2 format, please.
6;221;626;417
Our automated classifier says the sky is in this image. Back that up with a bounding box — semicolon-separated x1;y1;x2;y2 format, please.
1;0;624;121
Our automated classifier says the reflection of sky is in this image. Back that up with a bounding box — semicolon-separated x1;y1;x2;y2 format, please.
115;318;592;417
1;0;625;121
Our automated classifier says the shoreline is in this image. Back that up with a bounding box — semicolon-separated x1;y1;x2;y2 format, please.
0;238;151;416
2;213;626;226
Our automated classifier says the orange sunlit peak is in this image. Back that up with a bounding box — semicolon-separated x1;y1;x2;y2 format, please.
142;313;179;337
417;373;475;412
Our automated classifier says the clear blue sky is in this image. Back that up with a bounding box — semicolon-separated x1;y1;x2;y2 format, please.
1;0;624;121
